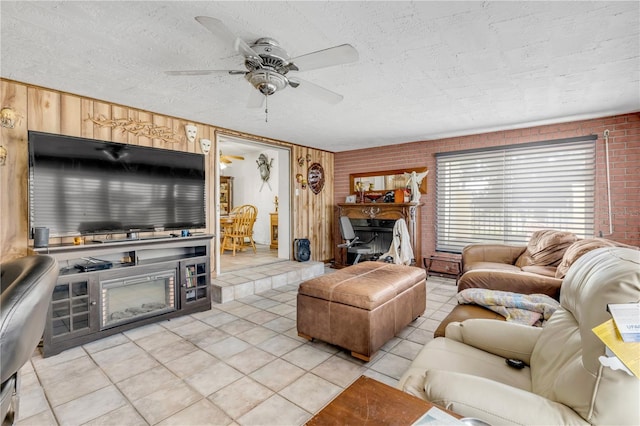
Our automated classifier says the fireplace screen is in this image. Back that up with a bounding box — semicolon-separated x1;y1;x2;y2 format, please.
351;219;395;254
100;270;176;329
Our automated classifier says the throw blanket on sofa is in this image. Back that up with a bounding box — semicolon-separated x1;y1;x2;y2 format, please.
457;288;560;326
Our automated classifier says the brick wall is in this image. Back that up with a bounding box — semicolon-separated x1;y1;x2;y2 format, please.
334;113;640;259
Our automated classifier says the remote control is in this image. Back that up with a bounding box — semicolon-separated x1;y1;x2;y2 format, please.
506;358;526;369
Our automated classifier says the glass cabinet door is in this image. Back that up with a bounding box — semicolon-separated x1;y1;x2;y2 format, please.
181;257;210;305
48;277;96;338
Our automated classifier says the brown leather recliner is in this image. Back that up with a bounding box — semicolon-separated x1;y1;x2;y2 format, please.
400;247;640;425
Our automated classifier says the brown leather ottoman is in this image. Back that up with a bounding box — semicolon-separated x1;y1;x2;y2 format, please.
433;304;506;338
297;261;426;361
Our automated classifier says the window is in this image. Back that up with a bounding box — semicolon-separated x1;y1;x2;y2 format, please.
436;136;596;253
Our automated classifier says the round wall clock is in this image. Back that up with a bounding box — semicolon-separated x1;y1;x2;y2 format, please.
308;162;325;194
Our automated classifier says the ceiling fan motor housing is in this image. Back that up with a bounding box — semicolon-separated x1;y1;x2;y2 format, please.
251;38;290;71
244;38;293;95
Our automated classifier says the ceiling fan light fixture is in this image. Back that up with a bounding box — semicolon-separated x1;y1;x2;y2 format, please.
245;70;288;96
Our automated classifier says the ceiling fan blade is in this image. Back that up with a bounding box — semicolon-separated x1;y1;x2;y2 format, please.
247;89;266;108
225;155;245;160
234;39;263;63
288;77;343;104
194;16;262;63
165;70;246;76
289;44;358;71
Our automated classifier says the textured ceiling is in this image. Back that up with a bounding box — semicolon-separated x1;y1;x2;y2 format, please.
2;1;638;152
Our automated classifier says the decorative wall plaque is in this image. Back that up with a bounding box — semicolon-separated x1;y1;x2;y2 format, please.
308;162;325;194
86;114;185;144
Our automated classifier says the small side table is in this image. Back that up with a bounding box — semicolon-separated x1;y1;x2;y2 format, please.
269;213;278;249
424;255;462;282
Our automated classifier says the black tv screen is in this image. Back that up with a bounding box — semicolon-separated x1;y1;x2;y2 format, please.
28;131;206;237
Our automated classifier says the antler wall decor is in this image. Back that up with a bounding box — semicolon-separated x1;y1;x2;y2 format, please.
86;114;185;144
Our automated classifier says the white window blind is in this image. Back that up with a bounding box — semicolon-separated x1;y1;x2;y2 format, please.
435;136;596;253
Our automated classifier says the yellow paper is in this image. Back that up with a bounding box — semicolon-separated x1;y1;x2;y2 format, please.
592;319;640;378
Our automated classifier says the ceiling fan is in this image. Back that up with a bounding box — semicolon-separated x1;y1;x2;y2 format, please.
166;16;359;108
220;151;245;165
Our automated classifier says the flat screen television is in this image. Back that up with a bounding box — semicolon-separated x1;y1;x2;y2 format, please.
28;131;206;238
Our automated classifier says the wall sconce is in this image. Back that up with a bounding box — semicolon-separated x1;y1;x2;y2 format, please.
296;173;307;189
1;107;17;128
297;154;312;167
0;146;7;166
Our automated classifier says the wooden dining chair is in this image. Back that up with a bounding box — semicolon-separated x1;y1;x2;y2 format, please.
220;204;258;255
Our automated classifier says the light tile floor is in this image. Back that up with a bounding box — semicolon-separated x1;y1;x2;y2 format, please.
17;270;458;426
219;244;281;274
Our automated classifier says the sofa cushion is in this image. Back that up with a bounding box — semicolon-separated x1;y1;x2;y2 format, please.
458;269;562;299
400;337;533;394
555;238;634;279
515;230;578;268
464;261;522;273
521;265;557;277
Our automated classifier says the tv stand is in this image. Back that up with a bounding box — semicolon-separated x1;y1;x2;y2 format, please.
34;235;213;357
91;235;176;243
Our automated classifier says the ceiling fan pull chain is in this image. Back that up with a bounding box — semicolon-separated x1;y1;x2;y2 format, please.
264;94;269;122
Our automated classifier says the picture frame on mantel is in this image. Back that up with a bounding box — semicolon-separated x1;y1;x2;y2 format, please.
345;195;357;203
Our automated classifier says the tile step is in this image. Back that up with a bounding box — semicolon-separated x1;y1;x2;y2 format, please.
211;260;325;303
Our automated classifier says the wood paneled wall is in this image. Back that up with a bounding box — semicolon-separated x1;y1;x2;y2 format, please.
291;145;334;262
0;79;334;266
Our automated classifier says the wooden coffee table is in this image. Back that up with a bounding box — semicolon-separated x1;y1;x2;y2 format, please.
307;375;462;425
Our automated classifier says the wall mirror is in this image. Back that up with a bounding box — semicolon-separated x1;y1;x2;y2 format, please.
349;167;428;194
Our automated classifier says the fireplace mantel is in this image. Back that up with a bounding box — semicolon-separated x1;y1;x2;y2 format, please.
334;203;422;268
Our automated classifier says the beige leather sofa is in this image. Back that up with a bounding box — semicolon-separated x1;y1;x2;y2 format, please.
398;247;640;425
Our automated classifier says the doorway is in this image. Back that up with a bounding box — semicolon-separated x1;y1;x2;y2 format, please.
215;134;291;274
